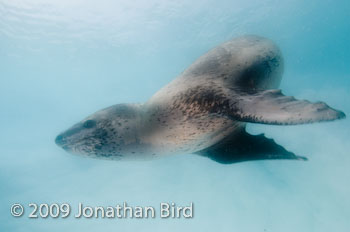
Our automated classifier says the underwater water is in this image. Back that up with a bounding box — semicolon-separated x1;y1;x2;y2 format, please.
1;0;349;231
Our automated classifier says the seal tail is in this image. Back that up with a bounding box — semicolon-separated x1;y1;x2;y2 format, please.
228;89;346;125
195;129;306;164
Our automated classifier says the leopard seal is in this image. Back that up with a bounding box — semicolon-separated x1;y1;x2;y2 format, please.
55;35;345;163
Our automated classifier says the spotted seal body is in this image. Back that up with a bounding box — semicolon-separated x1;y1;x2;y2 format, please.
55;35;345;163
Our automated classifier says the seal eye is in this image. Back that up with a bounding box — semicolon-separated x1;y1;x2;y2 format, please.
83;120;96;129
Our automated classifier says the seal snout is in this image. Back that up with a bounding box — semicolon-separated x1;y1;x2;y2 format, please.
55;134;72;151
55;134;66;146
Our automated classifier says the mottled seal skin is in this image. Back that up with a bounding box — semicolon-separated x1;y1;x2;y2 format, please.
55;35;345;163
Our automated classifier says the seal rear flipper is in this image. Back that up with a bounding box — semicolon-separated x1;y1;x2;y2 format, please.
229;89;345;125
195;130;306;164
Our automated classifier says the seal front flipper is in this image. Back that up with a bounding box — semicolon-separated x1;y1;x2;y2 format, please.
229;89;346;125
195;130;307;164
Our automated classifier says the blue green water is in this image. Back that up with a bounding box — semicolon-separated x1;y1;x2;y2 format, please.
1;0;349;231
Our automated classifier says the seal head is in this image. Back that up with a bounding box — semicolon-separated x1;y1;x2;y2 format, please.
55;104;143;159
